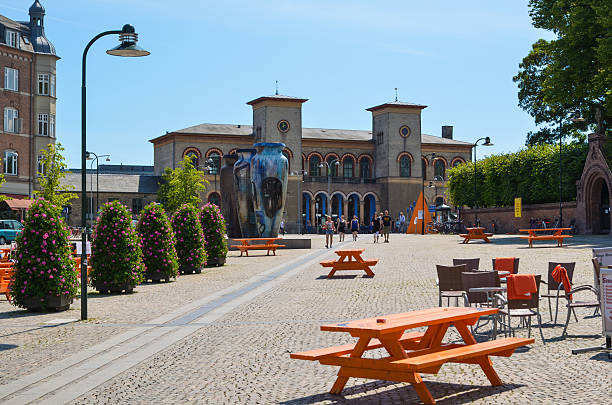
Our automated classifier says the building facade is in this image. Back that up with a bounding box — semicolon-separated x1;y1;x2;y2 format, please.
150;95;474;232
0;1;58;198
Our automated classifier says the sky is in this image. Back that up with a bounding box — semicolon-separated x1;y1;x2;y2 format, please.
3;0;556;168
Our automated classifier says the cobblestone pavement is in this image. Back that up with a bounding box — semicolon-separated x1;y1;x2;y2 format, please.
1;234;611;404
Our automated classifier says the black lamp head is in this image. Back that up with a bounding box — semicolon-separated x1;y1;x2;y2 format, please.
106;24;150;57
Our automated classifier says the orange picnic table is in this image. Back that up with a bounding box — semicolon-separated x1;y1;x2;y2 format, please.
460;227;493;244
320;248;378;278
0;247;11;262
518;228;572;248
232;237;285;257
291;307;533;404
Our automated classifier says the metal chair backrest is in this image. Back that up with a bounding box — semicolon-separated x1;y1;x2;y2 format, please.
453;258;480;271
592;258;601;295
492;258;520;274
547;262;575;291
462;271;498;304
436;264;467;292
507;275;541;310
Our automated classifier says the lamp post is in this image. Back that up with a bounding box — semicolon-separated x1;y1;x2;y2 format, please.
319;160;340;216
473;137;493;227
421;153;436;235
86;151;110;223
291;170;307;234
80;24;149;321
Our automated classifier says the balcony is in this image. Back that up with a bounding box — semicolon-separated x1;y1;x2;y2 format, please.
303;176;375;184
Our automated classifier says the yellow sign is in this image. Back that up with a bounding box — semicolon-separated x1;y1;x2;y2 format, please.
514;197;522;218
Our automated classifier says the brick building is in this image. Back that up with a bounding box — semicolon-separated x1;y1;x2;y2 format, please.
150;94;474;232
0;1;58;198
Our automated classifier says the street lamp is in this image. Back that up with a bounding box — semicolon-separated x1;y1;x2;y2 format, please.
80;24;149;321
86;151;110;224
291;170;307;234
205;158;218;198
473;137;493;227
319;160;340;216
421;153;436;235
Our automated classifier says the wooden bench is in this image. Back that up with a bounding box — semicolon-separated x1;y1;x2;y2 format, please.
519;228;572;248
0;267;14;303
232;238;285;257
291;331;425;360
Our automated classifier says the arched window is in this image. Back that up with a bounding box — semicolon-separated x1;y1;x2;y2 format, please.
4;150;18;175
343;157;354;178
434;160;445;180
400;156;411;177
452;159;464;168
207;152;220;174
326;156;339;176
422;159;427;180
309;155;321;176
360;159;371;178
185;150;199;168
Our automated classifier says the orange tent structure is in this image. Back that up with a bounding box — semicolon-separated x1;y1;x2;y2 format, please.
406;192;434;234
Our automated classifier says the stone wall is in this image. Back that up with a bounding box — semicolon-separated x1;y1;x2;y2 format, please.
460;201;577;233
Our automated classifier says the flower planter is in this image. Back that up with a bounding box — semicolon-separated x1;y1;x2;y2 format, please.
206;256;226;267
23;294;73;312
145;271;172;283
179;264;203;274
95;281;135;294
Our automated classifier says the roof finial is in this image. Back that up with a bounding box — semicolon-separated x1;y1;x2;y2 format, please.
394;87;398;102
275;80;279;96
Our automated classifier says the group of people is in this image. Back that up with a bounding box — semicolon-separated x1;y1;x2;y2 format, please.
322;209;401;248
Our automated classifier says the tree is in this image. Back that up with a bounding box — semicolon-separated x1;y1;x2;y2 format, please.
34;143;78;207
513;0;611;145
157;155;208;214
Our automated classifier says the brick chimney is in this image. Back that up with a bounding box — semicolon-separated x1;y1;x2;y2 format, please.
441;125;453;139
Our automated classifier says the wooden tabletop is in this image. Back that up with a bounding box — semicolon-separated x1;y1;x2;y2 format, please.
334;248;365;254
321;307;497;336
466;227;485;231
232;237;282;241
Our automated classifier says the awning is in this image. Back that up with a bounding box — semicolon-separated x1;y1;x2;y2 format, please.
0;199;35;210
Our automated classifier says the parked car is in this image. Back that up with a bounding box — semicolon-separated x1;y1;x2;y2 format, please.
0;219;24;244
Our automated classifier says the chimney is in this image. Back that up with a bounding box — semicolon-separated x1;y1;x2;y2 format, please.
442;125;453;139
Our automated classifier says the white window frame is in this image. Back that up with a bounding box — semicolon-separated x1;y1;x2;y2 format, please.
5;30;18;48
4;67;18;91
50;74;56;97
37;154;46;176
3;107;18;133
49;114;55;137
38;113;48;136
4;150;18;175
38;73;49;95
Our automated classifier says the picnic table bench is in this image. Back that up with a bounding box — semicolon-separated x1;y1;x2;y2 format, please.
518;228;572;248
460;227;493;244
291;307;533;404
0;267;14;303
232;238;285;257
320;248;378;278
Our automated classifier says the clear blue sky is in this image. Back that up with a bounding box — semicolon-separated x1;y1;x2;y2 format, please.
3;0;554;168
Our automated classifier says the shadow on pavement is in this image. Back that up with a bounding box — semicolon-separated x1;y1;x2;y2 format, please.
0;343;18;351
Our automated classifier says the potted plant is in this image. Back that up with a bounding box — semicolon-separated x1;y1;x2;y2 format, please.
136;203;179;282
171;204;206;274
10;199;78;311
90;201;144;293
200;203;228;266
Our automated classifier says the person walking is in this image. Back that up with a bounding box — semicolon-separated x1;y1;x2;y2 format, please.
280;219;285;235
324;215;335;248
399;211;406;233
350;215;359;241
338;215;346;242
372;213;381;243
381;210;392;243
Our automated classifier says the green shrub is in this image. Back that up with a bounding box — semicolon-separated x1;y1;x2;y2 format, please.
447;143;588;207
171;204;206;273
90;200;144;292
136;203;178;282
10;199;78;310
200;203;228;259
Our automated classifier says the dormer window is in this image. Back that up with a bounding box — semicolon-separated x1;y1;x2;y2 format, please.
5;30;19;49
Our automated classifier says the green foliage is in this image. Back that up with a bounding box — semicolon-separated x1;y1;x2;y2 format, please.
157;155;208;214
200;203;228;259
447;143;588;207
171;204;207;272
34;143;78;207
514;0;611;144
136;203;179;281
10;199;78;309
90;200;144;290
